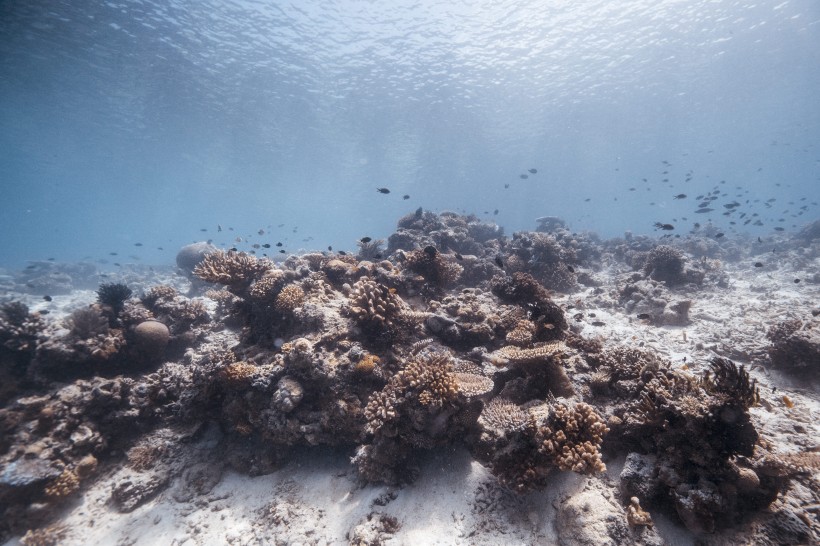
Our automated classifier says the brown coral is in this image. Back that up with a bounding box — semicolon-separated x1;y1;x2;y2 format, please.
274;284;305;312
44;468;80;498
487;342;567;367
536;402;608;474
454;372;494;398
506;320;536;347
479;397;529;434
193;250;269;294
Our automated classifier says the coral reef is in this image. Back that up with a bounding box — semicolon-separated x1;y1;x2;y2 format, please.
766;317;819;374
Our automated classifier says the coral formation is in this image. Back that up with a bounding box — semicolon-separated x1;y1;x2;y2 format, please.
766;317;819;374
96;282;133;314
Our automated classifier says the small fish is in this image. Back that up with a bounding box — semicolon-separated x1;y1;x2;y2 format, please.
339;251;347;256
43;295;52;302
454;253;463;261
235;237;242;243
782;395;794;408
218;225;222;232
584;198;591;202
134;242;143;246
714;233;724;238
493;209;499;215
636;313;651;320
754;262;763;267
567;266;575;273
520;174;528;179
252;244;260;249
360;237;372;243
276;242;283;247
229;247;238;252
279;250;286;254
494;256;504;268
591;321;606;327
200;228;208;232
528;168;537;174
504;184;510;189
109;252;118;256
774;227;785;231
157;247;164;250
376;187;390;194
695;208;714;213
424;245;437;257
328;246;333;251
673;194;687;199
262;244;271;248
654;222;675;231
794;278;800;284
403;194;410;200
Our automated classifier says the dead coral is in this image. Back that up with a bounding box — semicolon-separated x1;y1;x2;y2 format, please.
0;301;43;352
766;318;819;374
19;526;67;546
404;246;463;287
642;245;685;285
491;272;567;340
65;306;109;339
626;496;653;527
478;397;529;435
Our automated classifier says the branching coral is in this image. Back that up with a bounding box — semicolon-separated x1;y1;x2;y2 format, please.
535;402;608;474
274;284;305;313
65;307;109;339
347;277;407;343
0;301;43;352
478;398;529;435
193;250;269;295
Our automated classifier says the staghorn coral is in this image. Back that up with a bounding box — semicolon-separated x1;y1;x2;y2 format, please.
193;250;269;295
506;319;536;346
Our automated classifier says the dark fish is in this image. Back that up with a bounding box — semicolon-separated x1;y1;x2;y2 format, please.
714;233;724;238
43;295;52;302
504;184;510;189
114;263;121;267
754;262;763;267
339;251;347;256
520;174;528;179
47;258;55;261
567;266;575;273
454;253;463;261
794;279;800;284
157;247;164;250
424;245;437;257
415;207;423;218
279;250;286;254
584;198;591;202
695;208;714;213
493;209;499;215
360;237;372;243
262;244;271;248
252;244;260;249
654;222;674;231
636;313;651;320
109;252;118;256
218;225;222;232
774;227;785;231
673;194;687;199
376;187;390;194
328;246;333;251
403;194;410;200
528;168;537;174
258;229;265;235
229;247;238;252
276;242;283;247
134;243;143;246
494;256;504;268
591;321;606;326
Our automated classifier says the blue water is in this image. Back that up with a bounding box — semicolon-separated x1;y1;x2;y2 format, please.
1;0;819;269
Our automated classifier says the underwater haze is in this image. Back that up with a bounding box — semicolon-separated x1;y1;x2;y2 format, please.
1;0;819;269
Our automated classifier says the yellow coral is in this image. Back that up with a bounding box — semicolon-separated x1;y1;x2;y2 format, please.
44;468;80;498
355;353;380;374
221;361;257;384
